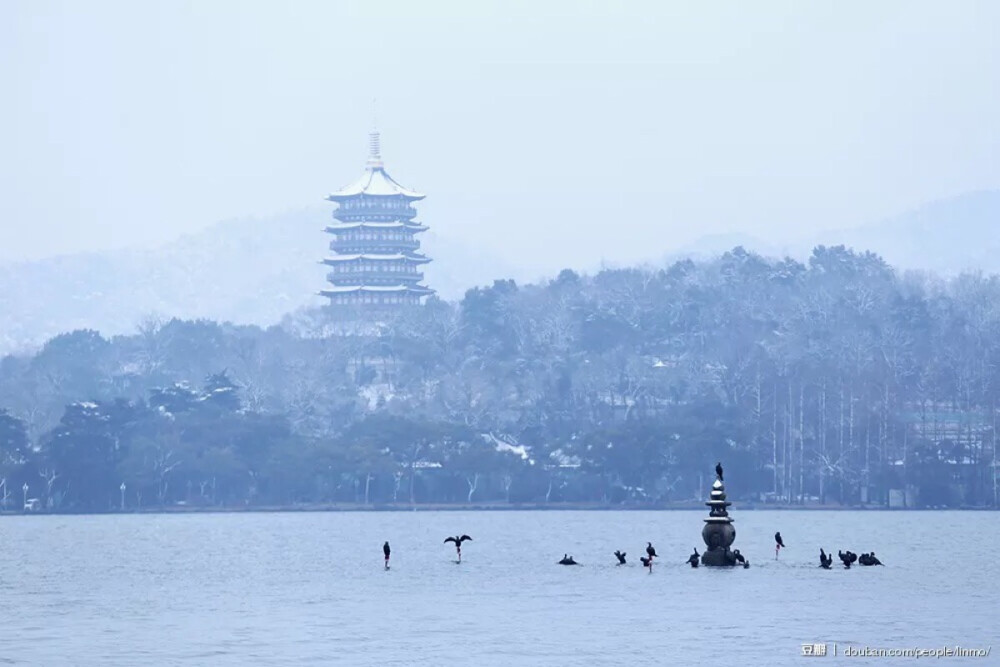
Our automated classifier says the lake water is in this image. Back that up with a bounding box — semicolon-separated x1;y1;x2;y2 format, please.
0;510;996;665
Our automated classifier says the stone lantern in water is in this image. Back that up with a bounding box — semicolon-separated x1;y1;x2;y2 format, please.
701;476;738;566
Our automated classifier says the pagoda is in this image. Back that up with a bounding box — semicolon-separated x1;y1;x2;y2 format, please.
319;132;434;307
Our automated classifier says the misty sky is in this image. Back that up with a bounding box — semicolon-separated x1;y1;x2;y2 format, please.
1;0;997;274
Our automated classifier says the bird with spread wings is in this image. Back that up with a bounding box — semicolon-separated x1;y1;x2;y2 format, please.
444;534;473;562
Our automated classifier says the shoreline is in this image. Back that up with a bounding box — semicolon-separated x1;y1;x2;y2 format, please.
1;501;996;516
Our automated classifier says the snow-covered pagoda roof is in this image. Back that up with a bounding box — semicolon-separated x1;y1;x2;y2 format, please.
321;253;430;264
319;284;435;295
327;132;425;201
327;168;423;200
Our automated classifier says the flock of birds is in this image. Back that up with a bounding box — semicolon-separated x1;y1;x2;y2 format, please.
611;543;750;570
820;548;884;569
379;532;883;571
377;464;883;572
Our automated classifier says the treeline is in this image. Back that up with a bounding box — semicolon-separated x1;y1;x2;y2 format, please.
1;245;999;511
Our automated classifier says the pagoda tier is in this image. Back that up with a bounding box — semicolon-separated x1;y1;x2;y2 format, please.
319;284;433;306
324;225;428;254
319;131;434;307
330;198;420;222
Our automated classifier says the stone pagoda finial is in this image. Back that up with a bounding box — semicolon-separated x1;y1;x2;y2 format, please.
701;465;743;567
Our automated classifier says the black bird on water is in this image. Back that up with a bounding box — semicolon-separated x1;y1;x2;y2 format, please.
859;552;884;566
774;531;785;559
614;550;627;565
819;548;832;569
639;555;653;571
558;554;579;566
383;541;391;569
444;534;472;562
715;461;724;481
838;549;857;568
646;542;658;559
686;548;700;568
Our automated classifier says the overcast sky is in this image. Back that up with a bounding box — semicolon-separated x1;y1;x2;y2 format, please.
1;0;997;272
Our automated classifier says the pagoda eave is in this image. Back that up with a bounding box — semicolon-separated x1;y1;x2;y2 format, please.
321;253;430;265
319;284;434;296
326;192;425;203
324;222;427;233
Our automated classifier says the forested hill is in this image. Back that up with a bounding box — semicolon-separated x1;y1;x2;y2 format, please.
2;245;999;512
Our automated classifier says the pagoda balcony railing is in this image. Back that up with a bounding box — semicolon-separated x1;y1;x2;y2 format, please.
325;293;423;306
334;207;417;221
327;270;423;283
329;238;421;252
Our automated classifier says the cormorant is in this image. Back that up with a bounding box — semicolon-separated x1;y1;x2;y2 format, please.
558;554;579;565
383;541;391;569
686;548;700;568
646;542;658;559
444;534;472;562
859;552;882;566
614;550;627;565
774;531;785;559
820;548;832;569
639;555;653;571
715;461;724;481
733;548;746;565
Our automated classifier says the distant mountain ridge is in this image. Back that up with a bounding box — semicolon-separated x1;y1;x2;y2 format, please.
814;190;1000;275
669;190;1000;274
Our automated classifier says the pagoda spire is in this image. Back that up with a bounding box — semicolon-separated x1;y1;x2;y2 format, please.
367;98;382;168
367;130;383;169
